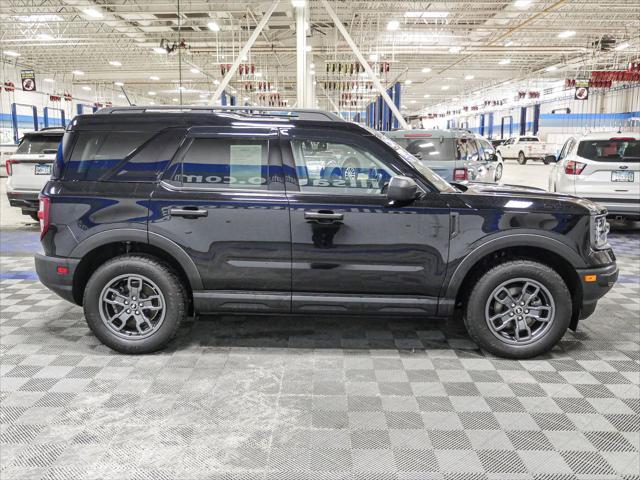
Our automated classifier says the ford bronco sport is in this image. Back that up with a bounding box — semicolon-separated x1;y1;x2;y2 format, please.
35;106;618;358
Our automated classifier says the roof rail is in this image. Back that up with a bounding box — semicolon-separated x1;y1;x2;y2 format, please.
94;105;344;122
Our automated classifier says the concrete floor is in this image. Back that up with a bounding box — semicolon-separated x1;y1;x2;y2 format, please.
1;168;639;480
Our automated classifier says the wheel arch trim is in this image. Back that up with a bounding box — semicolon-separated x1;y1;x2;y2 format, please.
443;233;586;301
69;228;204;291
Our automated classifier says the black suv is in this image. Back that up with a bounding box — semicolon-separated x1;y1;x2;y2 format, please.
35;106;618;358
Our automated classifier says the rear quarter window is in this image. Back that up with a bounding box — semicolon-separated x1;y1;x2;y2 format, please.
64;131;155;181
577;139;640;162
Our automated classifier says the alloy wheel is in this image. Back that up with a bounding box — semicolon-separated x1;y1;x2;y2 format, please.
98;274;166;339
484;277;555;345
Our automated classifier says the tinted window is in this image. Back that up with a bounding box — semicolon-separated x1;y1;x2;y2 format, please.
113;129;185;182
394;137;456;163
66;131;154;181
16;135;62;154
457;138;479;161
173;138;269;189
520;137;539;142
577;139;640;162
291;139;396;195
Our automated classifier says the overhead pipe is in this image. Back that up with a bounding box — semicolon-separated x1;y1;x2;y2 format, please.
320;0;409;129
211;0;280;104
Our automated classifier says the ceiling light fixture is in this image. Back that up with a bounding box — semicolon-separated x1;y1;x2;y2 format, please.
292;0;306;7
449;46;462;53
421;67;432;73
558;30;576;39
464;74;475;80
149;76;160;80
190;68;200;74
207;21;220;32
614;42;630;51
109;60;122;67
14;14;63;22
36;33;54;41
152;47;165;54
213;79;220;85
44;78;55;83
82;7;103;18
369;53;379;62
172;98;179;102
441;85;450;90
404;79;412;85
423;94;431;98
387;20;400;31
514;0;532;8
114;81;124;86
148;91;156;96
305;45;312;52
81;86;91;91
545;66;558;72
505;41;514;47
72;70;84;75
499;59;511;65
3;50;21;57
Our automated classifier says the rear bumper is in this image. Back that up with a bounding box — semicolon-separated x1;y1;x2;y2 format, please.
7;190;39;211
576;262;618;320
585;198;640;219
35;253;80;304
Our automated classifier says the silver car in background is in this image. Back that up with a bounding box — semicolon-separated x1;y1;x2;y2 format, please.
384;129;503;183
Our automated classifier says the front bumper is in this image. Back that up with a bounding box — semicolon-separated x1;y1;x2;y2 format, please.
575;262;618;320
7;190;39;211
35;253;80;304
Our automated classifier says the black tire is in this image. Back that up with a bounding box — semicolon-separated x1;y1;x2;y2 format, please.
83;254;187;354
463;260;571;359
542;157;550;165
494;162;503;181
517;152;527;165
27;212;39;222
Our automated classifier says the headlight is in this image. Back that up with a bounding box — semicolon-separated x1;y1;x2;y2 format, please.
591;215;610;249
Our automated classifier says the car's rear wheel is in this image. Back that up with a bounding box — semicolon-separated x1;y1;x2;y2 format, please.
517;152;527;165
83;254;187;354
464;260;571;359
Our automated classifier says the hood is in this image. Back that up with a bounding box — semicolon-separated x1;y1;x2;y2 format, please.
452;181;606;215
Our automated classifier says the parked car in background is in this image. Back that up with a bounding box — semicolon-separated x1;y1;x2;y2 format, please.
491;139;506;149
549;132;640;220
497;135;557;165
0;143;19;178
384;129;502;183
6;128;64;220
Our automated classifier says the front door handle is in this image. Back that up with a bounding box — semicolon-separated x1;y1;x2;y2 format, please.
304;210;344;222
169;207;208;218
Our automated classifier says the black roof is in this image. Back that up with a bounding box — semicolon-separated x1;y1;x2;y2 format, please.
70;106;360;133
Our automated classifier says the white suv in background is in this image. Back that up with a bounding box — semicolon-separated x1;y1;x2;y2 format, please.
6;128;64;221
549;132;640;220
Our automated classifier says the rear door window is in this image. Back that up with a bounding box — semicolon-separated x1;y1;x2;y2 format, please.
577;139;640;162
65;131;154;181
169;137;270;190
16;135;62;154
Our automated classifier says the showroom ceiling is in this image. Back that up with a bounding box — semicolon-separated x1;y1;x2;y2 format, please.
1;0;638;111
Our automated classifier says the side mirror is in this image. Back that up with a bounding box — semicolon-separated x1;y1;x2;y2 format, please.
387;176;419;205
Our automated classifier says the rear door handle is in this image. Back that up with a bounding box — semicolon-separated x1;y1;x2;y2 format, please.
304;210;344;222
169;207;208;218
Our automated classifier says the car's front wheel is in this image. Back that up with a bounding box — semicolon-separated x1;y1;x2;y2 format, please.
83;255;187;354
494;162;503;181
464;260;571;358
517;152;527;165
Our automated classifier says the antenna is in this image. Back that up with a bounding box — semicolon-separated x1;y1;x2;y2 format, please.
120;85;134;106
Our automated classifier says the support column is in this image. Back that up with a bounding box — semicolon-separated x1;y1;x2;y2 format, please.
392;82;401;129
295;2;309;108
532;104;540;135
479;114;485;136
519;107;527;135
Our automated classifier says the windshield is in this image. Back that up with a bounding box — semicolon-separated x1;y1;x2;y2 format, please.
367;128;456;192
577;139;640;162
16;135;62;154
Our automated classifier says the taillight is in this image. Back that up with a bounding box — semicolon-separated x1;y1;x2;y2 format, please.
38;195;51;240
5;159;18;176
565;161;586;175
453;168;468;181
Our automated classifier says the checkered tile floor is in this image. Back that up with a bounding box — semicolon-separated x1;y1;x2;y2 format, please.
1;226;639;480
